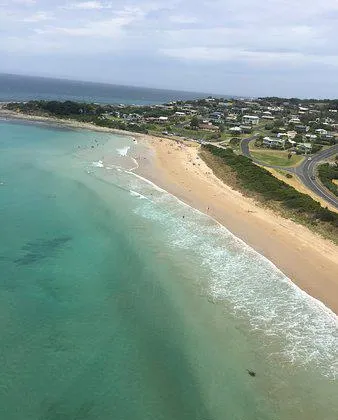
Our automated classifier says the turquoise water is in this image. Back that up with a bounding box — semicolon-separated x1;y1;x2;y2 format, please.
0;120;337;419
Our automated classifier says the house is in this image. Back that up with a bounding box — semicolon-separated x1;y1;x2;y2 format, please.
226;114;238;122
157;116;169;123
321;134;335;141
210;112;223;121
287;131;297;139
295;125;309;133
289;117;301;124
200;123;219;131
315;128;328;136
263;136;285;148
240;125;253;134
242;115;260;125
297;143;312;153
229;126;242;134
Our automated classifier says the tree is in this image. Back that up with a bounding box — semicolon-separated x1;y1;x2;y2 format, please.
218;123;225;133
294;134;303;143
190;116;200;130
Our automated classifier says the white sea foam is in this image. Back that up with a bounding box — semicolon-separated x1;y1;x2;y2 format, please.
92;160;104;168
82;159;338;378
129;190;147;199
121;171;338;379
117;146;130;156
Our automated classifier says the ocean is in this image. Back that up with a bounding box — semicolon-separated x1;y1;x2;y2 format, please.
0;74;214;105
0;119;337;419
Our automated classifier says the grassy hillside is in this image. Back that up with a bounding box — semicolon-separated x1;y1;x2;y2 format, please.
200;144;338;243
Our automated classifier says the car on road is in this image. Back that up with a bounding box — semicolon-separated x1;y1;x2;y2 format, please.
310;175;315;180
307;157;312;161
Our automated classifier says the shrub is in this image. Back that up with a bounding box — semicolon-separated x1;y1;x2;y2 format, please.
202;144;338;227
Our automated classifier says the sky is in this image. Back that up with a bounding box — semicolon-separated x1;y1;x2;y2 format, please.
1;0;338;98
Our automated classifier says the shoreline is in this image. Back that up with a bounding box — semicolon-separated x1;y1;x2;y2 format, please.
0;107;144;138
2;110;338;314
132;136;338;315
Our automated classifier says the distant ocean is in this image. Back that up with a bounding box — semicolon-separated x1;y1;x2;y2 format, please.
0;73;215;105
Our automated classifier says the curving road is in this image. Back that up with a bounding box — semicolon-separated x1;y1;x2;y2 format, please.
240;138;338;210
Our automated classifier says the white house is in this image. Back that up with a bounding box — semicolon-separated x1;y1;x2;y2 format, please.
263;136;285;148
305;134;317;140
229;126;242;133
242;115;259;125
158;116;169;123
315;128;328;136
289;117;301;124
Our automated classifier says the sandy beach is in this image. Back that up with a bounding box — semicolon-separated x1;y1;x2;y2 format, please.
1;109;338;314
133;136;338;315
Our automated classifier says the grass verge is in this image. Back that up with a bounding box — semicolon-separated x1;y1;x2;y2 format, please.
317;163;338;198
250;149;303;167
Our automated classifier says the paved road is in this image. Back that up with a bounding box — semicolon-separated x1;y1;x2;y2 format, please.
240;138;338;209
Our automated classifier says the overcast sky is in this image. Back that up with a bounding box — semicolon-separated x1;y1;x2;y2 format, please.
1;0;338;97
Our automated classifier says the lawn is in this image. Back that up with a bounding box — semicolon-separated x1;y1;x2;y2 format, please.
250;149;304;167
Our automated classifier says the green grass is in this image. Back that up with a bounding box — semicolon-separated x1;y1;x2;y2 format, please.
250;150;304;167
200;145;338;243
317;163;338;197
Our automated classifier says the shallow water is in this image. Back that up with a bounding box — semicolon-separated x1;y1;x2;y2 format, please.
0;120;337;419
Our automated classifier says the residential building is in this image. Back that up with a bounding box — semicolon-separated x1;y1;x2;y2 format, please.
242;115;260;125
295;125;309;133
263;136;285;148
229;126;242;134
157;116;169;123
289;117;301;124
287;131;297;139
315;128;328;136
297;143;312;153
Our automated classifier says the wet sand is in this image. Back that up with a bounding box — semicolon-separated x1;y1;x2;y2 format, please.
2;108;337;314
133;136;338;315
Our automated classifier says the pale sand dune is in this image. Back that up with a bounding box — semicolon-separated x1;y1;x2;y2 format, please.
133;136;338;314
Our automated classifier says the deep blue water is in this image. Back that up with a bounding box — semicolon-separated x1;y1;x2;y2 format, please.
0;73;215;105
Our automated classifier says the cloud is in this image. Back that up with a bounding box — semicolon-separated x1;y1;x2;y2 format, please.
1;0;338;96
160;47;338;68
62;1;106;10
21;11;53;22
12;0;36;4
169;15;198;24
35;6;144;38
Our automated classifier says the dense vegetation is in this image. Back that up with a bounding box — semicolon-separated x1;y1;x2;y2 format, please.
318;162;338;197
201;145;338;231
5;101;149;134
